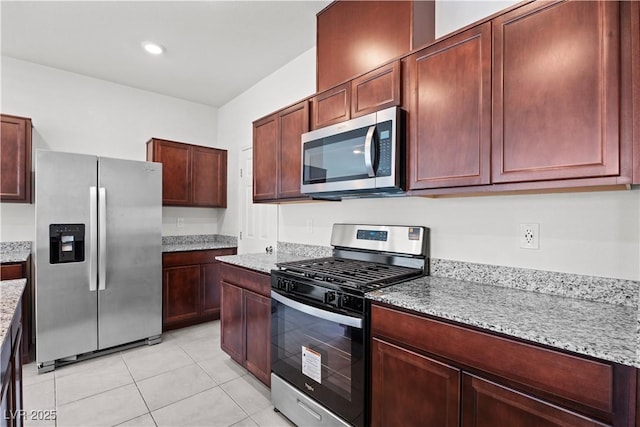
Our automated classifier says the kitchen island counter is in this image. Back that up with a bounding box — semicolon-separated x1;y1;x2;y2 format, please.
368;275;638;368
0;279;26;346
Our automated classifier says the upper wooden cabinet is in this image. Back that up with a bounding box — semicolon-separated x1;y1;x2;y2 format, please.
310;83;350;130
316;1;434;92
0;114;32;203
351;61;402;118
311;61;401;130
252;114;278;201
492;0;622;184
406;23;491;190
146;138;227;207
253;100;309;203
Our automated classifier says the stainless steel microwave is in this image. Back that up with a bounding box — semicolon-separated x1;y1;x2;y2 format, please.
301;106;404;200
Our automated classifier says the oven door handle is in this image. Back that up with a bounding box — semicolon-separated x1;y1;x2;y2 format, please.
271;290;363;329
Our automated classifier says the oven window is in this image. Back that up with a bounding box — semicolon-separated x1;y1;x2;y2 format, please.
271;295;364;413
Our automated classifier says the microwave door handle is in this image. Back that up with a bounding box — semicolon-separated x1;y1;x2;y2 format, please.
364;125;376;177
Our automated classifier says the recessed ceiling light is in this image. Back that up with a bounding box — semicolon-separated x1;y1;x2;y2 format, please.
142;41;164;55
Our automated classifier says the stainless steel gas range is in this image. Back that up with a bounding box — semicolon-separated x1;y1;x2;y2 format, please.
270;224;429;427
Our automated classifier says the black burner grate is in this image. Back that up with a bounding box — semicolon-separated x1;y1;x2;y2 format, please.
276;257;422;290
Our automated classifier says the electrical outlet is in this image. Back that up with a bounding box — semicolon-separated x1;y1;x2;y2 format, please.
177;217;184;228
520;223;539;249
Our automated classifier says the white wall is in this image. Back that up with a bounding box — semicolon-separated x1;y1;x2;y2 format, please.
435;1;520;38
0;56;222;240
217;1;640;281
216;48;317;237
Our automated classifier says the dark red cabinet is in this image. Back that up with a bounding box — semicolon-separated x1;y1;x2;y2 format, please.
406;23;491;190
371;303;636;427
162;248;236;331
492;0;622;184
219;263;271;386
253;100;309;202
147;138;227;207
0;114;32;204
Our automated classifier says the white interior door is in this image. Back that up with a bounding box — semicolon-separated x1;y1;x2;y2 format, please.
239;146;277;254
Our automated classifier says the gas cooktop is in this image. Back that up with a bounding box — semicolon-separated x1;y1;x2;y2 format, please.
275;256;424;292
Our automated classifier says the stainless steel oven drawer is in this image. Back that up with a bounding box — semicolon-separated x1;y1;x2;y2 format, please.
271;373;351;427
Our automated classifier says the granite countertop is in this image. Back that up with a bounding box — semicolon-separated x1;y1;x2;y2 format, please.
215;252;313;274
161;234;237;253
368;276;638;368
0;279;26;346
0;241;31;263
162;242;237;252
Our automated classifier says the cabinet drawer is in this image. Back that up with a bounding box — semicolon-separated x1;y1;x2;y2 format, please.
0;264;25;280
219;264;270;297
371;304;613;414
163;248;237;268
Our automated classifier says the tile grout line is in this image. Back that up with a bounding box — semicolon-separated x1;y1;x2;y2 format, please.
119;350;158;427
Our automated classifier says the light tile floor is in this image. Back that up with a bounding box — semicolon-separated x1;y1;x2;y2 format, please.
22;321;295;427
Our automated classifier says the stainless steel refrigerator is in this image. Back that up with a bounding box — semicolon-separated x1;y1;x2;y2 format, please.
35;150;162;373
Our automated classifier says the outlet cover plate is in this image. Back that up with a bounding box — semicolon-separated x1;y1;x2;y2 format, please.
520;223;539;249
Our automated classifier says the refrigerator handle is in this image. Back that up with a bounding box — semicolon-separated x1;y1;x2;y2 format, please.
98;187;107;291
89;187;98;292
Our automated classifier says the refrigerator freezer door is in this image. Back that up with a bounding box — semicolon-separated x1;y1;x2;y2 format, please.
35;151;99;364
96;157;162;350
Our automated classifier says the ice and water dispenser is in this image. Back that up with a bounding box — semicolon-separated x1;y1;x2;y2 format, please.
49;224;85;264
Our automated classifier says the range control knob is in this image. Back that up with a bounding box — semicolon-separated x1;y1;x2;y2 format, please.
324;292;336;304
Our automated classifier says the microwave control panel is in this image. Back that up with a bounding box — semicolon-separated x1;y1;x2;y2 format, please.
376;120;393;177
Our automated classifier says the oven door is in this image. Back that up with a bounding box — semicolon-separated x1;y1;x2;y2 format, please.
271;289;365;427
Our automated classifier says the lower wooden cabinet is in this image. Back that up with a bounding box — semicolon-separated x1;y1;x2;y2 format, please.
162;248;236;331
0;258;32;364
219;263;271;386
371;338;460;427
461;374;607;427
1;293;23;427
371;303;636;427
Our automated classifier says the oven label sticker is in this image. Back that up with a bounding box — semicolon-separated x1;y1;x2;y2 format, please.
302;346;322;384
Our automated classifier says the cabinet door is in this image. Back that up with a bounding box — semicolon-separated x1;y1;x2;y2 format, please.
163;265;200;329
277;101;309;200
11;329;22;427
371;338;460;427
407;23;491;190
253;114;278;201
461;374;608;427
201;262;221;320
316;1;431;92
243;290;271;386
311;83;350;130
191;146;227;207
351;61;401;118
152;140;191;205
0;115;31;203
220;281;244;364
492;1;620;183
